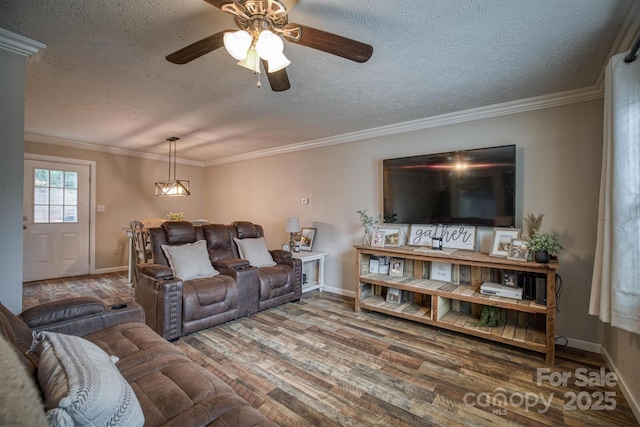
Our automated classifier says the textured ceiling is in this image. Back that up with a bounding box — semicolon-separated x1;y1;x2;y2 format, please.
0;0;635;163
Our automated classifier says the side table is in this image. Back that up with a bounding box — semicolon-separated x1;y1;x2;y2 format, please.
291;251;327;293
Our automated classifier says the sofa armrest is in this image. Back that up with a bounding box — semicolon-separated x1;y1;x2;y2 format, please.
212;258;250;269
137;263;174;279
216;266;260;318
134;271;184;340
269;254;303;300
270;249;292;262
21;297;144;337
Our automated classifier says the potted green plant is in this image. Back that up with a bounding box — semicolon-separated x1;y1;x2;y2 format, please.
477;306;502;327
525;230;563;263
356;209;382;245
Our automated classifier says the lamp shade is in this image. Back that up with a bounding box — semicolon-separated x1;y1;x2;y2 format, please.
256;30;290;72
255;30;283;59
238;48;261;73
265;51;290;72
223;30;252;60
285;217;300;233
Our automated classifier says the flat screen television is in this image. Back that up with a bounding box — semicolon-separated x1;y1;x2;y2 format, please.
383;145;516;227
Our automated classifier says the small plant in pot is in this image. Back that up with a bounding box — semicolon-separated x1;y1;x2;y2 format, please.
356;209;382;245
525;230;563;263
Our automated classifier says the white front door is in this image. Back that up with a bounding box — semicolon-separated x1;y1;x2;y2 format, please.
23;159;91;281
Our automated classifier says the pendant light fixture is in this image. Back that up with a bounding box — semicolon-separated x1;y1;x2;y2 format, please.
155;137;190;196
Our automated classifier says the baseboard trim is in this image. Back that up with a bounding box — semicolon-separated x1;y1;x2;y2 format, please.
601;346;640;424
322;286;355;298
94;266;128;275
558;336;602;353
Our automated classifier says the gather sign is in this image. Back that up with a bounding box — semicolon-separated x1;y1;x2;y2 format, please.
408;224;476;250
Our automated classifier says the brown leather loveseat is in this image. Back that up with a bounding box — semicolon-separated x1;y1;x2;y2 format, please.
0;297;277;426
135;221;302;340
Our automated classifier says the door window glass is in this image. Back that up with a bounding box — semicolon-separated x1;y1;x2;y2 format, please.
33;168;79;223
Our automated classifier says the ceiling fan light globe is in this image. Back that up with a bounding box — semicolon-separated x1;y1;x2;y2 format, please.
237;48;261;73
256;30;284;60
223;30;251;60
267;52;291;72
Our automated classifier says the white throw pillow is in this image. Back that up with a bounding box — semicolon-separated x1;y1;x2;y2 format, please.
161;240;220;280
234;237;277;267
31;331;144;427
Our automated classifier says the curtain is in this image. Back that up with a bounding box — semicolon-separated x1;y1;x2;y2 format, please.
589;51;640;335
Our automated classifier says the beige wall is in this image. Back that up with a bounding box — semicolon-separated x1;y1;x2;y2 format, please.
24;141;206;270
205;99;604;343
603;326;640;417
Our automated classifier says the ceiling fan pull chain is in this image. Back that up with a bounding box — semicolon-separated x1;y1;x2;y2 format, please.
256;72;262;88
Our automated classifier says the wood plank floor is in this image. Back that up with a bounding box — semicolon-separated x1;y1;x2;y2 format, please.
23;273;639;426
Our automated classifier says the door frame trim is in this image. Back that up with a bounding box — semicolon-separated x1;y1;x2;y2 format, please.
24;153;96;275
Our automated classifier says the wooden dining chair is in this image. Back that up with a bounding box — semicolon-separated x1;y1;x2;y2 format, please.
130;220;153;286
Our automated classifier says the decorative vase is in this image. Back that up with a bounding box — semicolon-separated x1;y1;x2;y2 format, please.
363;229;372;246
535;251;550;264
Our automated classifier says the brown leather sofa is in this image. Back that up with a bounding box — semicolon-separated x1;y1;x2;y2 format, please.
135;221;302;340
0;297;277;426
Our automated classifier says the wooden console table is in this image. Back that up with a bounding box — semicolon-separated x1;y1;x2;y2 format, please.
355;245;559;364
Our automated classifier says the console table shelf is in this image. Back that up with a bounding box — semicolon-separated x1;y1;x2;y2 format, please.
355;245;559;364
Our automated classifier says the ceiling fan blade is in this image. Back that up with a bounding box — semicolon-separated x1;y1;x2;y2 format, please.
262;60;291;91
285;24;373;63
166;30;232;64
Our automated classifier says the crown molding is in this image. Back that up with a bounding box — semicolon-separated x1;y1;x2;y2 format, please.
27;82;603;169
25;134;205;167
0;28;46;62
205;83;604;166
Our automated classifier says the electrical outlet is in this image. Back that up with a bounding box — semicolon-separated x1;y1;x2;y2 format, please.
96;205;106;212
301;198;309;205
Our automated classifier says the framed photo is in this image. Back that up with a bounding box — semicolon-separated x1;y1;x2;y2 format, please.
369;257;380;274
430;262;453;282
389;258;404;276
300;227;317;251
490;228;521;257
372;230;386;247
503;271;519;288
376;225;401;247
386;287;401;304
506;238;529;261
378;257;391;274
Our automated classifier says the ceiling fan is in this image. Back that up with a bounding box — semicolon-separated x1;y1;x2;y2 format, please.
166;0;373;91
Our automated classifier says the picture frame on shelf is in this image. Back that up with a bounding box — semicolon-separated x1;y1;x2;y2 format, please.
506;238;529;261
300;227;317;251
502;271;519;288
372;230;386;247
490;228;521;257
376;225;401;247
386;287;401;304
430;262;453;282
378;257;391;274
389;258;404;276
369;257;380;274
